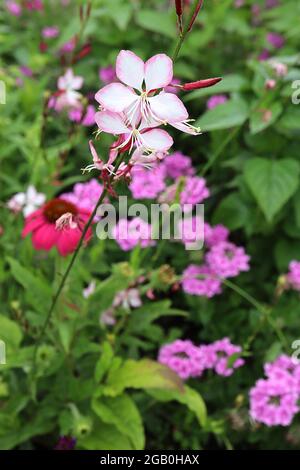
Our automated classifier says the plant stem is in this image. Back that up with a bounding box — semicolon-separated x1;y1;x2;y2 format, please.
172;0;204;62
200;126;240;176
32;187;108;375
222;278;289;351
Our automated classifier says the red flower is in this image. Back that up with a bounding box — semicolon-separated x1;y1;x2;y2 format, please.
22;198;93;256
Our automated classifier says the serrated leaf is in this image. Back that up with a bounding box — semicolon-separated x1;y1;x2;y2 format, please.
244;158;300;221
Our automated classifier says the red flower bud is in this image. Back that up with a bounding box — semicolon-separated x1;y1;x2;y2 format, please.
182;77;222;91
175;0;183;34
187;0;204;33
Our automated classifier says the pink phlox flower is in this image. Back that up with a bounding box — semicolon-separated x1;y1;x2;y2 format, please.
42;26;59;39
207;94;228;110
204;223;230;248
6;1;22;16
180;176;210;208
162;151;195;179
201;337;244;376
182;264;222;298
158;339;205;380
206;241;250;278
112;217;155;251
129;164;166;199
286;261;300;291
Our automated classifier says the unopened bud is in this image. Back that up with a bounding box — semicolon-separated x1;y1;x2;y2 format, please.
182;77;222;90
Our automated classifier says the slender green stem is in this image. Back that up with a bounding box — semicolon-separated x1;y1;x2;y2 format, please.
222;278;289;351
200;126;240;176
172;0;204;62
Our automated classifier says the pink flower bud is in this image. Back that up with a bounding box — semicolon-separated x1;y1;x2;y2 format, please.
182;77;222;90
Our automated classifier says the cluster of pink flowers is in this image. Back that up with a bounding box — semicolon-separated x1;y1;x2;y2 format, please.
158;337;244;380
285;261;300;291
129;151;209;209
250;355;300;426
6;0;43;15
112;217;155;251
181;218;250;297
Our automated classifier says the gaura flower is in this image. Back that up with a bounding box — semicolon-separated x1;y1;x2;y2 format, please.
55;68;83;111
22;198;93;256
95;50;200;134
7;185;46;217
95;110;173;154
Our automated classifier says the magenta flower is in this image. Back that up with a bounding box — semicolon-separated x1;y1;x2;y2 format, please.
180;176;210;207
162;151;195;179
267;32;285;49
99;65;116;84
5;1;22;16
200;338;244;377
42;26;59;39
129;165;166;199
182;264;222;298
287;261;300;291
250;376;299;426
207;94;228;110
158;340;205;380
22;198;93;256
112;217;155;251
204;223;229;248
206;241;250;278
24;0;43;10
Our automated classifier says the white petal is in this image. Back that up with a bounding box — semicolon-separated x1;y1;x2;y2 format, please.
144;54;173;91
140;129;173;151
95;111;129;134
95;83;137;113
171;121;201;135
116;50;144;91
148;92;188;123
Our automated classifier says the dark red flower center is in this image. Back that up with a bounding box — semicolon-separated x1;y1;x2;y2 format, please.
43;198;78;223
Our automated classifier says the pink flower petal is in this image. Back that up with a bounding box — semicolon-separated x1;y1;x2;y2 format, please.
31;224;59;251
141;129;173;151
57;228;81;256
95;83;136;113
149;92;188;122
95;111;129;134
22;215;45;237
144;54;173;91
116;50;144;91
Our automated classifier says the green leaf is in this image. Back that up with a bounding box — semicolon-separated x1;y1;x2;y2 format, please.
92;394;145;450
148;385;207;427
244;158;300;221
135;10;176;38
103;359;184;396
7;257;51;313
79;420;133;450
94;341;114;383
195;99;249;131
0;315;23;349
250;102;283;134
212;192;250;230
